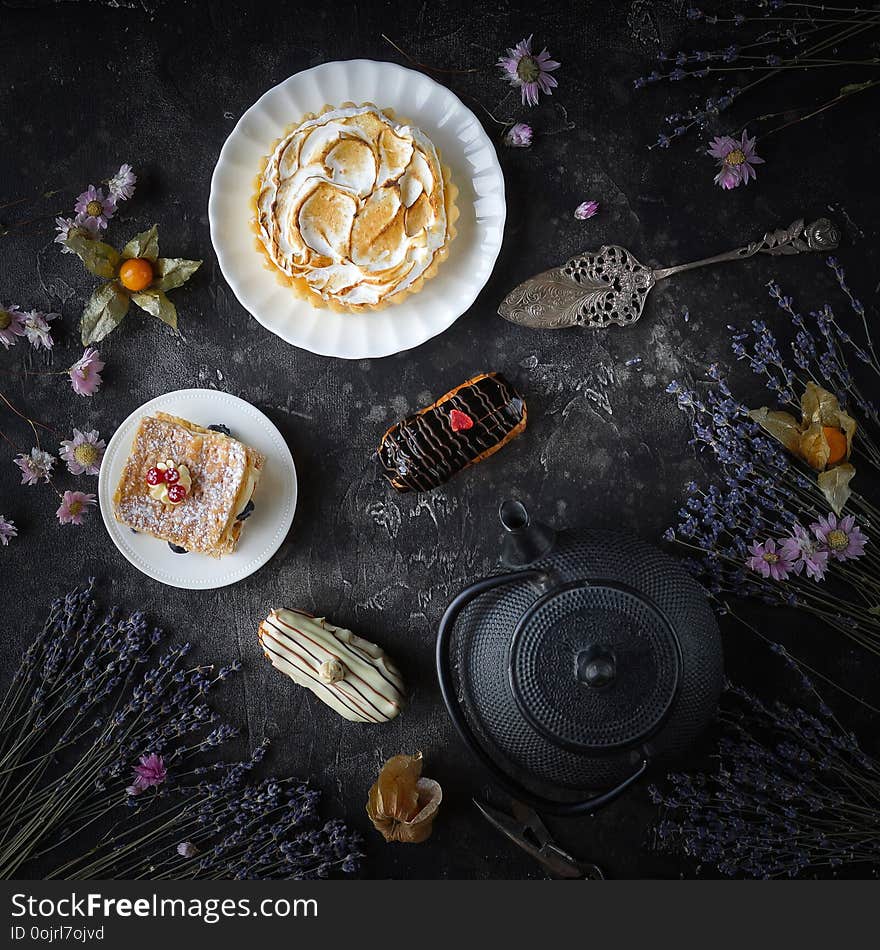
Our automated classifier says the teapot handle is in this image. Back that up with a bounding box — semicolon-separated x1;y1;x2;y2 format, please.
436;570;649;816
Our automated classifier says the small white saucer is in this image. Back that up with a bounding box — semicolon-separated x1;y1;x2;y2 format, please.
98;388;297;590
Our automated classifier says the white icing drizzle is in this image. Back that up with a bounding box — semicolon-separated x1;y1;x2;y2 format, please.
257;106;448;307
258;609;405;723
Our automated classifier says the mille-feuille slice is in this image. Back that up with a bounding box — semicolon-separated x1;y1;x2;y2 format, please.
112;412;265;557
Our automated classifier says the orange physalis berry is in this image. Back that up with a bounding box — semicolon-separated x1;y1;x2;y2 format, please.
119;257;154;292
822;426;847;466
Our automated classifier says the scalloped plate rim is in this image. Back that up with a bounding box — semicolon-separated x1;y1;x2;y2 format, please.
208;59;506;359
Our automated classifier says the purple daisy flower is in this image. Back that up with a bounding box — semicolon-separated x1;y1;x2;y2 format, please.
14;448;56;486
68;347;105;397
574;200;600;220
74;185;116;230
504;123;533;148
127;753;167;796
0;303;26;349
707;129;764;189
811;513;867;562
779;524;829;581
108;163;137;201
498;35;561;107
59;429;106;476
55;490;96;526
746;537;792;580
0;515;16;546
54;213;100;253
21;310;58;351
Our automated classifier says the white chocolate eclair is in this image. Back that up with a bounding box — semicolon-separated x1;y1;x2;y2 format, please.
258;609;405;723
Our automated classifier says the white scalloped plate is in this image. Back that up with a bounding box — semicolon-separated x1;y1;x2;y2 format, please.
98;389;297;590
208;59;506;359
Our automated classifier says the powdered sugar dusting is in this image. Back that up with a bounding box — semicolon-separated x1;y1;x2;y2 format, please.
113;414;249;556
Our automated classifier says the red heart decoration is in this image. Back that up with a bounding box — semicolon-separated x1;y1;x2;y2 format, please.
449;409;474;432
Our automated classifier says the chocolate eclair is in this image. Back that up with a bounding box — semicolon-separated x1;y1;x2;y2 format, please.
377;372;527;493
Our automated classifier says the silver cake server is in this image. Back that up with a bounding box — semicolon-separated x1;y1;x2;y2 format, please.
498;217;840;330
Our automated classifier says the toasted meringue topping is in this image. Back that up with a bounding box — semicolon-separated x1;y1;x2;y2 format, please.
257;106;449;307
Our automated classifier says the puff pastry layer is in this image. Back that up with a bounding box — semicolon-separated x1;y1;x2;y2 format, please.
112;412;265;557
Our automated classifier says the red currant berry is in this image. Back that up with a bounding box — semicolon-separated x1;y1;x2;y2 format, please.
146;467;163;486
163;467;180;485
166;484;187;504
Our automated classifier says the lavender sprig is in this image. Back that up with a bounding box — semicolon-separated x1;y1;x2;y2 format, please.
651;644;880;878
665;260;880;655
0;582;363;880
637;2;880;149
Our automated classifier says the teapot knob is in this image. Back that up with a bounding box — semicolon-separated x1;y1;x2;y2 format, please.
499;499;530;533
499;499;557;568
576;646;616;688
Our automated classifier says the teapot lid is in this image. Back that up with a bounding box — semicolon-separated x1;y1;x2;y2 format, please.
508;579;681;753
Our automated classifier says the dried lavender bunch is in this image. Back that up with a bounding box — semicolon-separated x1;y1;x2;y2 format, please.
635;1;880;150
651;644;880;878
0;581;363;880
665;258;880;654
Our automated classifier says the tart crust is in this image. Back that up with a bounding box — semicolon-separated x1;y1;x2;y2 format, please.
252;102;459;313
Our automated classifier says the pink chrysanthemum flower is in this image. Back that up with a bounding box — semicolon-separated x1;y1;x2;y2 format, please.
0;303;26;349
127;753;167;796
746;537;792;580
707;130;764;189
0;515;16;546
574;200;600;220
56;490;96;526
74;185;117;230
14;448;56;486
59;429;106;476
504;122;533;148
779;524;829;581
108;163;137;201
54;213;100;253
498;35;561;107
68;347;105;397
21;310;58;350
811;513;867;562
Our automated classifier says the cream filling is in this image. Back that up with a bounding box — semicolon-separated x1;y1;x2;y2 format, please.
218;460;261;548
148;460;192;507
258;106;448;306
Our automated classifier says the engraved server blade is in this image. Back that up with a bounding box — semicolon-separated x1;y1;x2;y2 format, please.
498;246;655;330
498;218;840;331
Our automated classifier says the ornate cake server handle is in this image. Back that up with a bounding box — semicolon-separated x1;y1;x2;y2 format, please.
498;217;840;331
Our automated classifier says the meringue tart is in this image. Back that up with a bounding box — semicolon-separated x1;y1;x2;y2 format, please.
112;413;265;558
255;104;458;311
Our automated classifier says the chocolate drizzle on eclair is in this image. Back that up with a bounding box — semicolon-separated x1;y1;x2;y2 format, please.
377;372;527;493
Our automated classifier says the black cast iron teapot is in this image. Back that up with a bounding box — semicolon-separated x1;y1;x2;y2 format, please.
436;500;723;814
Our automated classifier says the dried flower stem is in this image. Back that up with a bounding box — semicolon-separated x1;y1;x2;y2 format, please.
0;583;363;880
380;33;479;75
380;33;529;129
651;642;880;877
641;6;880;148
666;259;880;657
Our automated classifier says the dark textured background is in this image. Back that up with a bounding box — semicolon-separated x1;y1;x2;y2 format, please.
2;0;879;879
